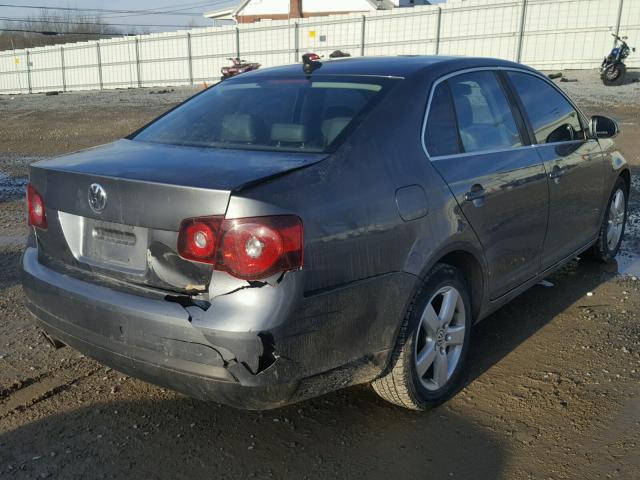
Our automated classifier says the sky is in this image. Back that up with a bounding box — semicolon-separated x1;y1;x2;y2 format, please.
0;0;239;33
0;0;447;35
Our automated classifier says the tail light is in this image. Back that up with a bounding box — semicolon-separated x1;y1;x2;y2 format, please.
177;217;221;263
177;215;303;280
27;183;48;230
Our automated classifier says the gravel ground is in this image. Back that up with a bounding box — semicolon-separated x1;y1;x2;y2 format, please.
549;69;640;107
0;86;200;112
0;75;639;480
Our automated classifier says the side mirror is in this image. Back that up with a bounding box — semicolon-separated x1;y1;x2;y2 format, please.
590;115;619;139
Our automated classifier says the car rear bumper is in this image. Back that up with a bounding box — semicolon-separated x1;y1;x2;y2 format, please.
22;247;303;409
22;247;416;409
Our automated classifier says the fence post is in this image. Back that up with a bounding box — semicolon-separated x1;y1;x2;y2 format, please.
60;46;66;92
96;42;103;90
360;15;366;57
614;0;624;44
434;7;442;55
515;0;528;63
26;50;32;94
294;22;299;62
134;38;142;88
186;33;193;85
236;27;241;58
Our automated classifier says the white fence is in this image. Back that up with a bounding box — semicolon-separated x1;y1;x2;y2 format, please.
1;0;638;94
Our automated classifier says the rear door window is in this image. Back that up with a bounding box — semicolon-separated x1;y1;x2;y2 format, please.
506;71;586;144
448;71;523;153
424;83;461;157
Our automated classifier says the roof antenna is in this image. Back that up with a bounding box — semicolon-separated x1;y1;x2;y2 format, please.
302;53;322;74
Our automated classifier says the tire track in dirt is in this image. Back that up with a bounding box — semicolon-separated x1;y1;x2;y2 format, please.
0;364;101;418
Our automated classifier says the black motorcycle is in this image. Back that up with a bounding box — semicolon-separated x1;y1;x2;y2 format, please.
600;33;635;86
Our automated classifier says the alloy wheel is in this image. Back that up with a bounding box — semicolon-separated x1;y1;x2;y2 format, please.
606;188;626;251
414;286;466;391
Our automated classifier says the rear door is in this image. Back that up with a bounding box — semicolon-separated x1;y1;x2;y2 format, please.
425;70;548;299
505;71;605;267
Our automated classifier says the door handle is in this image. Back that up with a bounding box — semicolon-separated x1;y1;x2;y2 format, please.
464;185;487;206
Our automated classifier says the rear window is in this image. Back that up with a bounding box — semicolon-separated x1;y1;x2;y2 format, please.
133;76;396;153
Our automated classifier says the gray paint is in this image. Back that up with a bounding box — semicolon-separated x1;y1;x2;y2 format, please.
22;56;631;409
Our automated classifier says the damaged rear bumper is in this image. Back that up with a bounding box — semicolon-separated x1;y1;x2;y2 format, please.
21;247;302;409
21;247;417;409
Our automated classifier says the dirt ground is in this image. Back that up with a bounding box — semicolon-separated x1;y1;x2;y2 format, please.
0;72;639;480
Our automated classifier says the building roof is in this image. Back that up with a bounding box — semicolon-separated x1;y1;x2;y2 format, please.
204;0;250;20
203;8;235;20
204;0;405;19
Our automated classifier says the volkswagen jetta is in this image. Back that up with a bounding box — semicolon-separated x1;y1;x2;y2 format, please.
22;56;630;410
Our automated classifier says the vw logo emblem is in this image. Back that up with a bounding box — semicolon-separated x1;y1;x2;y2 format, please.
88;183;107;213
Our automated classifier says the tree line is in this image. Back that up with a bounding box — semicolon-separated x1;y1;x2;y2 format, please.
0;11;146;51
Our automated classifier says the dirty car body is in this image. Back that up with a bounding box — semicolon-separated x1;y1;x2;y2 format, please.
22;57;630;409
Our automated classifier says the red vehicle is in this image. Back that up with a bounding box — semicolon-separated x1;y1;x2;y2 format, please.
221;57;261;80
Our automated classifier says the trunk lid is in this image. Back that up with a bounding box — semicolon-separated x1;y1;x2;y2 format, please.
29;139;324;293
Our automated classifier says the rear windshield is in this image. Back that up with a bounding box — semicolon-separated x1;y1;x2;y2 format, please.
132;75;396;153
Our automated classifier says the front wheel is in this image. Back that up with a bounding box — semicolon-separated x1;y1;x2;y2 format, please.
602;63;626;86
372;264;472;410
590;177;628;262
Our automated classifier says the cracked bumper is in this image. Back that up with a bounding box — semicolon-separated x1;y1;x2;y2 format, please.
21;247;417;409
21;247;300;409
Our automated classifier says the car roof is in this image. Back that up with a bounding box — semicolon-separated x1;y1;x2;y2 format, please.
242;55;535;80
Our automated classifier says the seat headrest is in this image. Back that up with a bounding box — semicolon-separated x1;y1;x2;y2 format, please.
321;117;351;146
454;96;474;126
271;123;309;144
455;83;473;96
220;114;257;143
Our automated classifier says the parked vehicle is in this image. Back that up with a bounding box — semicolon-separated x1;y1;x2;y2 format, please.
600;33;635;86
22;56;630;410
220;57;261;80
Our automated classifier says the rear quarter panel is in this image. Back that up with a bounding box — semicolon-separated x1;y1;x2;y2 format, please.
228;72;487;309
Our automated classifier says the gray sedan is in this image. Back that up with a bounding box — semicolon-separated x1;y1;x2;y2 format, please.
22;56;630;410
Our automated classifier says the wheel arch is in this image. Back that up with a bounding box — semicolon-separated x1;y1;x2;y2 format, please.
437;250;485;323
619;168;631;192
416;244;487;323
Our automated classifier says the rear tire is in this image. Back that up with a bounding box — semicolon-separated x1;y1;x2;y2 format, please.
372;264;472;410
589;177;628;262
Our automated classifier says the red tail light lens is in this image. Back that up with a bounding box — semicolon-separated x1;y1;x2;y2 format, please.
177;217;222;263
219;216;303;279
27;184;48;230
177;215;303;280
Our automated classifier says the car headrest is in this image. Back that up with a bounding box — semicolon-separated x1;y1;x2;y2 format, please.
271;123;309;144
454;96;474;126
220;114;257;143
321;117;351;146
455;83;473;96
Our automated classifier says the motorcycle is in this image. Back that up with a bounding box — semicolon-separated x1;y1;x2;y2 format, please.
600;33;635;86
220;57;261;81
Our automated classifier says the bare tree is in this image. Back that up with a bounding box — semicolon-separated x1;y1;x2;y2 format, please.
0;10;127;51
